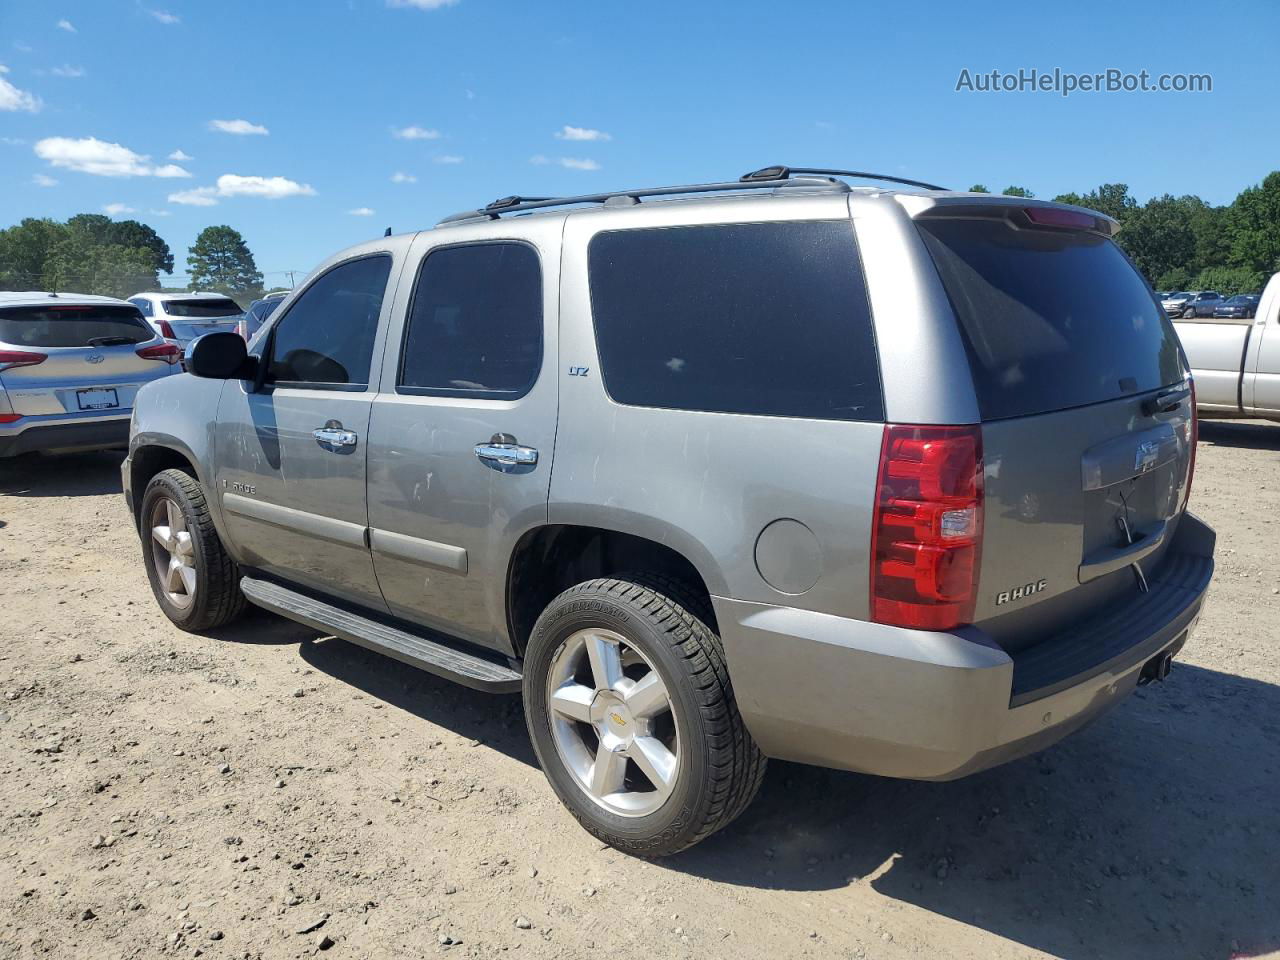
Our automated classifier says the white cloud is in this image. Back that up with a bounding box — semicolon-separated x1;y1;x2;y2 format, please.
0;65;42;113
390;171;417;183
168;149;192;161
215;174;316;199
386;0;460;9
34;136;193;177
168;186;218;206
433;155;463;165
558;157;600;171
102;203;136;216
148;9;180;24
50;64;85;78
56;19;76;33
556;125;611;142
32;173;57;187
391;125;439;140
14;42;34;53
208;118;269;136
348;207;375;216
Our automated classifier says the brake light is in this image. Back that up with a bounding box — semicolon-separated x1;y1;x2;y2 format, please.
0;414;21;423
158;317;177;339
871;424;984;631
1184;379;1198;506
1024;206;1098;231
0;350;48;372
136;343;183;365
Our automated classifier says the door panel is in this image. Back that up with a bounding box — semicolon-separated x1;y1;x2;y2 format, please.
215;385;384;607
366;224;562;653
1251;314;1280;414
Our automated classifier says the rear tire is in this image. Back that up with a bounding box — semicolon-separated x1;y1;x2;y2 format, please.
523;575;765;857
139;468;246;631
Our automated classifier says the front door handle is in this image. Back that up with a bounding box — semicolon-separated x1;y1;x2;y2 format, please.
313;420;358;448
474;434;538;470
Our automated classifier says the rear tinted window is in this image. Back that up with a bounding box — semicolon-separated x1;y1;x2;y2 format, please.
918;219;1184;420
588;221;883;421
162;298;241;318
0;305;151;347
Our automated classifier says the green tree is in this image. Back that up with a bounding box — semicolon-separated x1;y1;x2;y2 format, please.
1001;185;1034;198
66;214;175;275
1195;265;1266;297
1054;183;1137;223
968;184;990;193
1118;195;1198;284
187;226;263;299
0;218;64;289
1228;171;1280;276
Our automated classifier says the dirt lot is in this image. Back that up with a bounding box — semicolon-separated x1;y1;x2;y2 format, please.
0;421;1277;960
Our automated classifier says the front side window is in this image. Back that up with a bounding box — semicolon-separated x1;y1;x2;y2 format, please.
399;242;542;398
267;254;391;388
587;220;884;421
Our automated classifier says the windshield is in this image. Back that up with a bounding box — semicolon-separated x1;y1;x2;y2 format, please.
918;218;1184;420
0;304;152;347
162;298;241;318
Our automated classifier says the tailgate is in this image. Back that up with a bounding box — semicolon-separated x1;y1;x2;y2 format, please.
915;212;1194;651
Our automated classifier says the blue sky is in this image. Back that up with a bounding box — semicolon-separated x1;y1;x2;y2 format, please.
2;0;1278;287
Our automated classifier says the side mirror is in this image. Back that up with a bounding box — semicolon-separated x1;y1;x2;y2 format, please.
187;332;256;380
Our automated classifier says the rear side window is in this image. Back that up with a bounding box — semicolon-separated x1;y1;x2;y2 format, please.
0;305;151;347
587;221;883;421
268;255;391;388
918;219;1184;420
399;242;542;398
161;298;241;318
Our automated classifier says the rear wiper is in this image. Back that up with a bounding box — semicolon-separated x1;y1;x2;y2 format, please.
87;335;139;347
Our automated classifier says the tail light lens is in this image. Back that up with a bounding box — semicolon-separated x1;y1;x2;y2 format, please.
871;424;984;631
158;317;177;339
1184;379;1198;506
0;350;48;372
136;343;183;365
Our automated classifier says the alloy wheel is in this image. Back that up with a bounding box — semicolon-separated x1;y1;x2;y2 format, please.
149;497;197;610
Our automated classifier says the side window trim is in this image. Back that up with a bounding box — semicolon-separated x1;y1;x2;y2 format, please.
394;239;544;402
264;251;393;393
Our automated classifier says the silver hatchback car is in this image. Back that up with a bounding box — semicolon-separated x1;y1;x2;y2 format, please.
1;292;181;458
122;166;1215;856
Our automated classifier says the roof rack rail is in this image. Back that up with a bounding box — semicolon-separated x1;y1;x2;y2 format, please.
436;164;945;225
740;165;948;191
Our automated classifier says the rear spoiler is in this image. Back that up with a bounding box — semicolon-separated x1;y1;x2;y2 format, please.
892;193;1120;237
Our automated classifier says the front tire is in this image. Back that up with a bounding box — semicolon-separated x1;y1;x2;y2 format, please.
523;576;765;857
139;468;246;631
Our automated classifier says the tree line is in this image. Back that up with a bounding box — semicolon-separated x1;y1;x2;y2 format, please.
0;216;266;303
969;172;1280;295
3;172;1279;301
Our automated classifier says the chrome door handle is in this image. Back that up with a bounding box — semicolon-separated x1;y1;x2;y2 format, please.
474;440;538;468
313;420;357;448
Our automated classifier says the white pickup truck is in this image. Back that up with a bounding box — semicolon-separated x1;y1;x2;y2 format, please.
1173;271;1280;421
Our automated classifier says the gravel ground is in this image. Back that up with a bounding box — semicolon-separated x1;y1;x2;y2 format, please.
0;420;1277;960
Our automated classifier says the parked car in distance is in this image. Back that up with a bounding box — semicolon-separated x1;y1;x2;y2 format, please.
234;294;286;343
1212;294;1261;320
123;166;1215;856
1163;290;1222;318
1160;292;1191;315
1;292;181;457
127;291;244;347
1173;272;1280;423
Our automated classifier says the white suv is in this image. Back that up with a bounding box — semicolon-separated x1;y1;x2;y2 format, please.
127;292;243;348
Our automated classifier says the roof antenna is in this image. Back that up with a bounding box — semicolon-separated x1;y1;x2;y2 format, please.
384;227;392;237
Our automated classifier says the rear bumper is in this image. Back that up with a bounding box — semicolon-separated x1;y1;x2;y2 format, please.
715;513;1215;781
0;415;130;458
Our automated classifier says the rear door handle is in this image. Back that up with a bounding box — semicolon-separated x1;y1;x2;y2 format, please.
474;436;538;469
313;420;358;448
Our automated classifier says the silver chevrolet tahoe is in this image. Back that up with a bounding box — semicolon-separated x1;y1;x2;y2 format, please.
122;165;1216;856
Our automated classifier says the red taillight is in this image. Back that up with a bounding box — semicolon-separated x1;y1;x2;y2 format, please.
0;349;48;372
158;318;177;339
136;343;183;365
1024;206;1098;231
871;424;984;631
0;413;21;423
1185;379;1198;506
